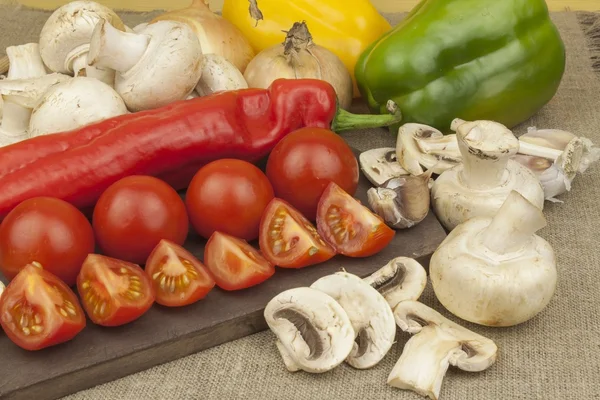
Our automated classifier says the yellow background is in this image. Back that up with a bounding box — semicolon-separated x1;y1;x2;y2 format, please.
3;0;599;12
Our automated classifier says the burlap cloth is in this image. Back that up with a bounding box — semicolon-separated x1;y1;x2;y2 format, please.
1;5;599;400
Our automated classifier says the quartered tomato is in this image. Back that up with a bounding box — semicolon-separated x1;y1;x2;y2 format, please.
145;240;215;307
316;182;395;257
204;232;275;291
76;254;155;327
0;262;86;351
259;198;336;268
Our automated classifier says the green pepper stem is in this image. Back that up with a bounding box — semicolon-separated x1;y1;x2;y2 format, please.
331;100;403;132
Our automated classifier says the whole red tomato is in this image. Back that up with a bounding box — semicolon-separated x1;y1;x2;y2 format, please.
186;159;274;241
92;176;189;265
0;197;95;286
265;127;359;220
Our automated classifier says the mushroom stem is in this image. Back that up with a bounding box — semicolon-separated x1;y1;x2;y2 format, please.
0;101;31;134
88;19;150;73
388;327;459;399
480;191;547;255
453;119;518;189
6;43;46;80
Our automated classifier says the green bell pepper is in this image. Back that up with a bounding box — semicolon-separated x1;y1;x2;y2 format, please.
355;0;566;133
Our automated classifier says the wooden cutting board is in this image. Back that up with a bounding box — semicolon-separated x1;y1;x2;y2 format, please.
0;152;447;400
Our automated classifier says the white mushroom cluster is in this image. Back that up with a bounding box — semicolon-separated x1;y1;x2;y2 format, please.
264;256;500;399
0;0;250;147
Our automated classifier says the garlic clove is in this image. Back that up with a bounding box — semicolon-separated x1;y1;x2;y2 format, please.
195;54;248;96
367;170;432;229
359;148;409;187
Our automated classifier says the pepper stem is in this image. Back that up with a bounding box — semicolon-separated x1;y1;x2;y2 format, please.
480;191;546;255
331;100;403;132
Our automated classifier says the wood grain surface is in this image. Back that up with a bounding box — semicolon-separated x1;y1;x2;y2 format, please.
0;151;448;400
3;0;599;13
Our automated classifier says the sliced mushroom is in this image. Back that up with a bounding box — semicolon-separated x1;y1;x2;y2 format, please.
367;169;432;229
264;287;355;373
310;271;396;369
388;301;498;400
359;148;409;187
363;257;427;309
396;123;461;176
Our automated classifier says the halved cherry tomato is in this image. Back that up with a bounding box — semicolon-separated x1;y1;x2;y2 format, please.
259;198;336;268
76;254;155;327
204;232;275;291
316;182;395;257
145;240;215;307
0;262;86;351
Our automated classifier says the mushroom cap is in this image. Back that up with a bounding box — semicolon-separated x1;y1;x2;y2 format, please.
0;73;71;108
264;287;355;374
310;271;396;369
195;54;248;97
28;77;127;138
363;257;427;309
113;21;203;111
429;216;557;327
431;159;546;231
39;1;125;74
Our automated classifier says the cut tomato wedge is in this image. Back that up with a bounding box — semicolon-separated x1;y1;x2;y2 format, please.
0;262;86;351
204;232;275;291
76;254;155;327
259;198;336;268
145;240;215;307
316;182;396;257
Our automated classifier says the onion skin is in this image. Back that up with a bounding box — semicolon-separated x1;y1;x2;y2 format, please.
243;22;353;110
151;0;255;73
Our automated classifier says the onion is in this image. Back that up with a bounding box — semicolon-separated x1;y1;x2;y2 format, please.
150;0;255;73
243;21;353;110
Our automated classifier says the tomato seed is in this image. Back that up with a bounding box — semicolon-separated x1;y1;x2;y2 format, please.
31;325;43;334
181;275;190;287
59;307;68;317
20;314;28;327
22;327;30;336
98;301;107;316
119;268;128;274
169;278;176;293
34;313;42;325
152;271;162;280
81;281;90;290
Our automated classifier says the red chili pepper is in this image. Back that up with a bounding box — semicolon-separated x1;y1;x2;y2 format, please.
0;79;401;220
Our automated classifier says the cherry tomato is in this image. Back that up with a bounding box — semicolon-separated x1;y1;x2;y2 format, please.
0;197;95;286
92;176;189;265
76;254;155;327
316;182;395;257
259;198;336;268
186;159;274;241
145;240;215;307
266;127;359;221
0;262;86;351
204;232;275;291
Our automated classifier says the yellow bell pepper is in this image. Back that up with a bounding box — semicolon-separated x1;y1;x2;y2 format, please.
221;0;391;97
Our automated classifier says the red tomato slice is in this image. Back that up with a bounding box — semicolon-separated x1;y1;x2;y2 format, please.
145;240;215;307
204;232;275;291
316;182;396;257
76;254;155;327
259;198;336;268
0;262;86;351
